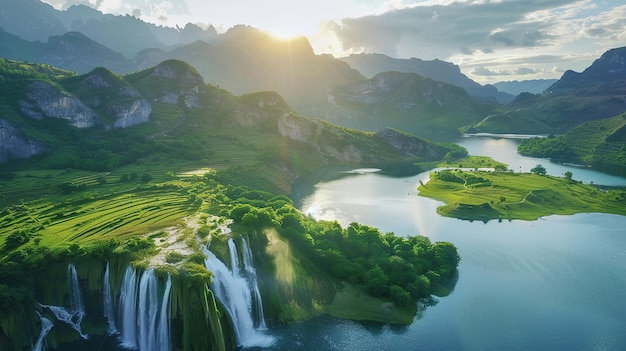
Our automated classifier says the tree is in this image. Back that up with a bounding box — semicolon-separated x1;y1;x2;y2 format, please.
530;164;547;175
494;164;508;172
564;171;573;181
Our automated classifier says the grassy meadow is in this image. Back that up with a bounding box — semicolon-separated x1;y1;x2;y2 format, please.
418;169;626;221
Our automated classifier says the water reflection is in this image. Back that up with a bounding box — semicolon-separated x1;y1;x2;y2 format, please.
281;136;626;351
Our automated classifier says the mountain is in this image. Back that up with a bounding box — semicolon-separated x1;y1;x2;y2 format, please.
0;0;67;41
324;71;493;140
492;79;558;96
0;59;458;191
0;0;218;57
0;3;364;118
0;29;132;73
340;53;515;104
467;47;626;134
134;26;366;117
548;47;626;95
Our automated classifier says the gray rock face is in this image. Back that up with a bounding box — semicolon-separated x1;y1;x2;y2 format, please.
0;119;47;162
374;128;441;158
111;99;152;128
150;62;205;85
20;81;97;128
148;61;207;109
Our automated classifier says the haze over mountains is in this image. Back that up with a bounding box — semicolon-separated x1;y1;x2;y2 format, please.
1;0;626;151
0;0;521;118
340;53;515;104
469;46;626;135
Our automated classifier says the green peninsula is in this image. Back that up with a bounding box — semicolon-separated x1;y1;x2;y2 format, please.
418;169;626;221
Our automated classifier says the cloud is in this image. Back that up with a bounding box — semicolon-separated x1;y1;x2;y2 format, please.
318;0;578;59
471;66;538;76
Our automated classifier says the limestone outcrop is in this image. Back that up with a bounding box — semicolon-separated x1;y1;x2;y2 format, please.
0;119;47;161
19;81;98;128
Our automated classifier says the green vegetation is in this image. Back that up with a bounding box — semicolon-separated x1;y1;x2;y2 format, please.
437;155;507;169
0;59;463;349
418;169;626;221
229;197;460;315
518;113;626;174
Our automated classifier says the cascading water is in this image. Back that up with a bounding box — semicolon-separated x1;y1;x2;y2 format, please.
67;263;86;327
118;266;139;349
118;266;172;351
157;275;172;351
103;262;117;335
31;313;54;351
38;263;88;340
204;239;273;348
241;237;268;330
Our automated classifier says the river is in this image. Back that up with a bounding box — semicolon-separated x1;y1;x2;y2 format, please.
252;135;626;351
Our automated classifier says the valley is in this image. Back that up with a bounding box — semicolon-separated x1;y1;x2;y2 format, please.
1;1;626;350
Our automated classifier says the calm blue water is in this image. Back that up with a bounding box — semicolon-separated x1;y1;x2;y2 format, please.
255;135;626;351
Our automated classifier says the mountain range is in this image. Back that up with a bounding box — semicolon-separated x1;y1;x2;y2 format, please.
469;46;626;135
340;53;515;104
0;0;514;119
2;0;626;172
0;58;461;192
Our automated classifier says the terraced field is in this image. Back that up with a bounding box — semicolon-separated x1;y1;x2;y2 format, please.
0;164;215;254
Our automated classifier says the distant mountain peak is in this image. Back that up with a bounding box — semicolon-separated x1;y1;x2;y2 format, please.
549;46;626;94
150;60;205;85
340;53;514;104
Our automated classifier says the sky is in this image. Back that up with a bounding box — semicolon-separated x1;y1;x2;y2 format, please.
41;0;626;84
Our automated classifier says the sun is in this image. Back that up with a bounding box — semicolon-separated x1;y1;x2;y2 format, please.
266;26;306;40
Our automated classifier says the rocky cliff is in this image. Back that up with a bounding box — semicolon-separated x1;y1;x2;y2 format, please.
130;60;209;110
19;80;98;128
374;128;444;158
67;67;152;128
0;119;47;162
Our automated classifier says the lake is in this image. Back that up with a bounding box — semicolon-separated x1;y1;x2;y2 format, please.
253;135;626;351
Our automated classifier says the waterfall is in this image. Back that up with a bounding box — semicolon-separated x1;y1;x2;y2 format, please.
67;264;85;326
228;239;241;276
38;305;88;339
31;313;54;351
118;266;139;349
38;264;88;340
241;237;268;330
103;262;117;335
204;240;273;348
157;275;172;351
118;266;172;351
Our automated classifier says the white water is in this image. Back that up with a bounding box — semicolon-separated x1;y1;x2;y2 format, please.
38;264;88;340
204;243;273;348
118;266;139;349
118;266;172;351
157;275;172;351
67;264;85;326
31;313;54;351
103;262;117;335
241;237;267;330
39;305;88;340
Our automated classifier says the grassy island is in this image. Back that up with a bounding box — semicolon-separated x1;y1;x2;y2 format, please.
418;169;626;221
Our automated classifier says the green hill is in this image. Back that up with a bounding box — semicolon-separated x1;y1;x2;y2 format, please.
418;169;626;221
518;113;626;173
467;47;626;135
325;71;496;141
